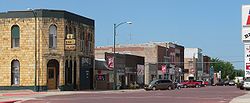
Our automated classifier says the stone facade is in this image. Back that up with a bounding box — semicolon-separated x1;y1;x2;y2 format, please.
0;9;95;91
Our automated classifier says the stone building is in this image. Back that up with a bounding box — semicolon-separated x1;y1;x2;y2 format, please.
0;9;95;91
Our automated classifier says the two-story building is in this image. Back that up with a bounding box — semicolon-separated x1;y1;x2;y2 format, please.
184;48;203;80
0;9;95;91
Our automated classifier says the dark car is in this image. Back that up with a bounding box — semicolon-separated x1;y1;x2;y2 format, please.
237;81;244;90
228;80;236;86
224;80;230;86
215;81;225;86
174;82;183;90
144;79;175;91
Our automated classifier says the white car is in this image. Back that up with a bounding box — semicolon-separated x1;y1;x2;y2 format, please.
243;78;250;90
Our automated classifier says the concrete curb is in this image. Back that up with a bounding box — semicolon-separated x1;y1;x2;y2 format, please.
230;91;250;103
0;100;21;103
0;89;145;102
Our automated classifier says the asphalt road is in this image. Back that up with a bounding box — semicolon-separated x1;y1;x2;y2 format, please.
23;86;246;103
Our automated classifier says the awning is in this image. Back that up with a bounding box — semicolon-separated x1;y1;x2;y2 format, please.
189;74;194;77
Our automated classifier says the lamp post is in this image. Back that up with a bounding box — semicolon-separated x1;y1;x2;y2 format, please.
28;8;38;92
113;21;132;90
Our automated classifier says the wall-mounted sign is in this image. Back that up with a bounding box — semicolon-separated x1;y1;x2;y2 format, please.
161;65;166;74
107;56;114;69
96;75;105;81
137;65;144;76
65;39;76;45
65;34;76;51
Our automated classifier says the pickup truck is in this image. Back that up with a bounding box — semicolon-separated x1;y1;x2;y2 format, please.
181;80;202;88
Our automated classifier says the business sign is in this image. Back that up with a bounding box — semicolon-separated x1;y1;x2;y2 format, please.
245;44;250;77
65;34;76;51
161;65;166;74
242;5;250;42
137;65;145;84
242;5;250;27
242;27;250;42
137;65;144;75
107;56;114;69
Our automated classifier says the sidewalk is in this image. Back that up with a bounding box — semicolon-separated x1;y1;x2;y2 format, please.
230;91;250;103
0;89;144;103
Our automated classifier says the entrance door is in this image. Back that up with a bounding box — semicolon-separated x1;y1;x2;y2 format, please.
48;67;56;89
47;59;59;90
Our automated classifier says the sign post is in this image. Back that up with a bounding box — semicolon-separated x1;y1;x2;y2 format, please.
242;5;250;77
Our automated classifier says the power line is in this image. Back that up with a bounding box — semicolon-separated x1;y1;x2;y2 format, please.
144;61;244;64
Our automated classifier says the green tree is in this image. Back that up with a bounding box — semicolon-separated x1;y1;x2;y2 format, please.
210;58;235;80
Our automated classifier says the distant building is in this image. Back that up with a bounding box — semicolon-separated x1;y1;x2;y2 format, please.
0;9;95;91
94;53;144;90
184;48;203;80
95;42;184;84
203;55;211;81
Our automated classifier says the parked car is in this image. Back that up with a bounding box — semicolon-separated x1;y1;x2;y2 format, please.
181;80;201;88
243;78;250;90
228;80;236;86
237;81;244;90
144;79;175;91
174;82;183;90
224;80;230;86
215;81;225;86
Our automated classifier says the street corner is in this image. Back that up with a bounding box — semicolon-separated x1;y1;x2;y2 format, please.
0;91;47;97
0;100;21;103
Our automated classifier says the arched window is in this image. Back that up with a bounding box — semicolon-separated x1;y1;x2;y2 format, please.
11;60;20;85
49;25;57;48
11;25;20;48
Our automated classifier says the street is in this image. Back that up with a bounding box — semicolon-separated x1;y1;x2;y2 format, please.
22;86;245;103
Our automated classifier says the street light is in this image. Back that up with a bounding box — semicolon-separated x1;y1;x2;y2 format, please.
27;8;38;91
113;21;132;90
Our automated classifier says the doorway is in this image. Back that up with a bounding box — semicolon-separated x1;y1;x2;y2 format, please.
47;59;59;90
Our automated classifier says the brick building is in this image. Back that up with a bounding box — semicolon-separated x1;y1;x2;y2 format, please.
203;55;211;81
0;9;95;91
95;53;144;90
96;44;158;85
95;42;184;84
184;48;203;80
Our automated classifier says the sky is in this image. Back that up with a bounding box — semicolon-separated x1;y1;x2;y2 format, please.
1;0;250;69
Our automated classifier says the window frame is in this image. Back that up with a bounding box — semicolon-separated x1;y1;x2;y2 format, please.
49;25;57;49
11;60;20;85
11;25;20;48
